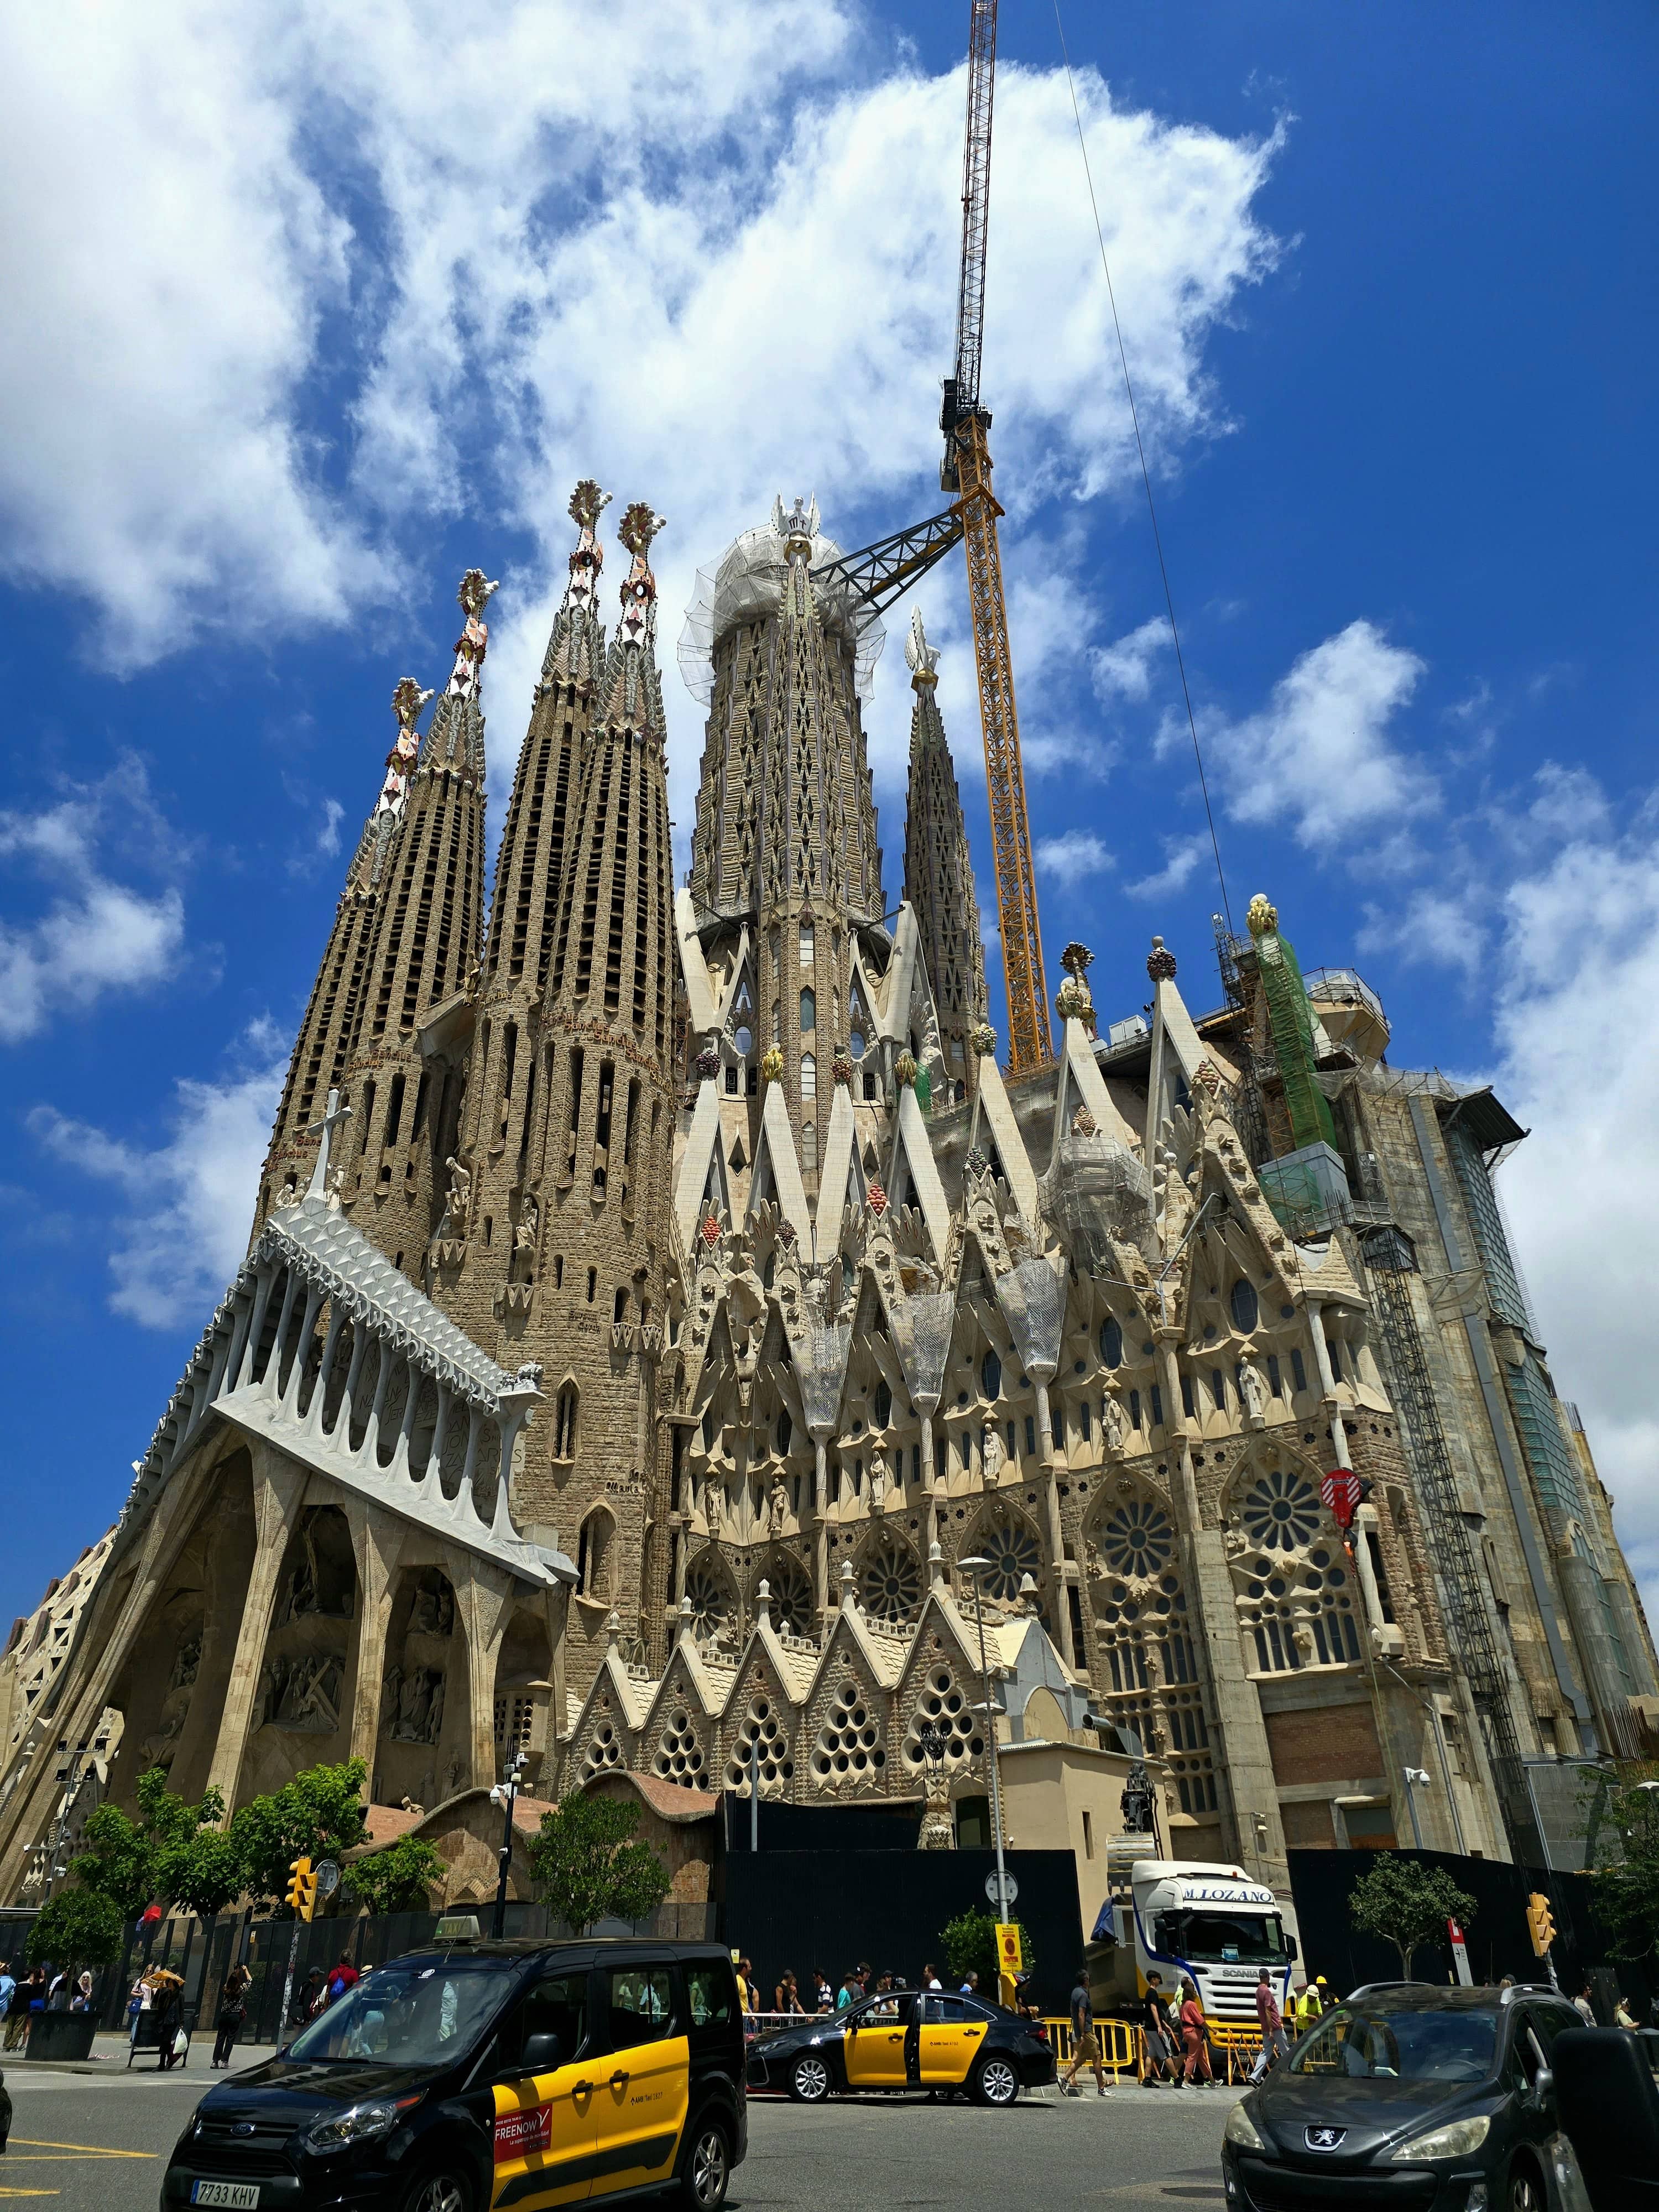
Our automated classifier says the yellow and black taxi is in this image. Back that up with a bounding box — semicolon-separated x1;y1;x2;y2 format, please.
161;1938;745;2212
747;1988;1055;2106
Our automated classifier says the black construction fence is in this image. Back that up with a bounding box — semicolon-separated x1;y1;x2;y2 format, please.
1286;1847;1655;2016
717;1796;1087;2016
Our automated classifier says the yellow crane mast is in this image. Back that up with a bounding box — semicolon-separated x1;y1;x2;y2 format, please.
941;0;1051;1073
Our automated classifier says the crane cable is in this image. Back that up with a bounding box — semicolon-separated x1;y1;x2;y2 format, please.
1052;1;1233;936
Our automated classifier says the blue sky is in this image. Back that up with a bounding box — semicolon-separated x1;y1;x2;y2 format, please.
4;0;1657;1634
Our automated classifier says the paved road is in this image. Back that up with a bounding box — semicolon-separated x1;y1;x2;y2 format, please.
0;2044;1235;2210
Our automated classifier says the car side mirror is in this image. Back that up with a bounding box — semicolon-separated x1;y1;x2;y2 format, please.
1532;2067;1553;2105
1285;1936;1299;1963
521;2031;562;2074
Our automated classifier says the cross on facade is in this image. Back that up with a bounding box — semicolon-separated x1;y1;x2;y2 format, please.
302;1087;353;1201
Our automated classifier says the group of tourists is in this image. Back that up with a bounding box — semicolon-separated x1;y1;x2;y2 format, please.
1057;1966;1334;2095
0;1959;96;2049
732;1957;1002;2026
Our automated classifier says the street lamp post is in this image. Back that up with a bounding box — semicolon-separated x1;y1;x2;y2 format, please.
490;1748;529;1939
1402;1766;1431;1852
957;1557;1011;1932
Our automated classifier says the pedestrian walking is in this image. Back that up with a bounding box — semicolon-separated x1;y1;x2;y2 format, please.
212;1964;252;2069
1572;1983;1596;2026
1060;1966;1108;2098
959;1970;980;1998
70;1972;93;2013
735;1958;759;2026
812;1969;832;2012
774;1972;804;2017
1616;1995;1639;2029
324;1955;359;2008
0;1962;14;2029
836;1965;865;2010
920;1961;942;1992
1291;1978;1324;2034
7;1971;44;2049
291;1968;324;2027
1177;1979;1213;2085
1248;1971;1291;2081
1139;1972;1176;2087
153;1974;184;2070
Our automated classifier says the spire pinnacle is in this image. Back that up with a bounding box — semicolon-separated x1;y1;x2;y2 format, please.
447;568;500;701
301;1087;353;1203
616;503;667;650
374;677;433;822
565;481;611;624
905;608;940;688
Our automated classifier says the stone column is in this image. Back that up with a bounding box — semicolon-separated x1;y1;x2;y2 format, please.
455;1563;514;1790
811;1432;832;1619
917;1404;938;1559
341;1504;403;1784
202;1448;308;1808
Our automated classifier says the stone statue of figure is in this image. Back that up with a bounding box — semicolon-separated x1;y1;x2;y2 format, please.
769;1476;788;1538
868;1447;889;1511
447;570;500;699
1102;1392;1128;1455
706;1481;723;1538
514;1197;538;1253
425;1672;446;1745
1239;1360;1267;1422
444;1156;471;1235
980;1418;1005;1490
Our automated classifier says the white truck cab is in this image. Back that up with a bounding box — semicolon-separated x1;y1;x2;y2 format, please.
1088;1855;1300;2029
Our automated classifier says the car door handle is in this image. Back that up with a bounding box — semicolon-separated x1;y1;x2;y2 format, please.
610;2070;630;2087
575;2080;594;2095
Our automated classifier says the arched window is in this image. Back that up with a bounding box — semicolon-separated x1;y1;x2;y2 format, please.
799;988;816;1033
576;1509;613;1601
874;1378;892;1427
801;1052;817;1099
613;1286;628;1325
1229;1279;1260;1333
800;923;815;966
1100;1316;1123;1369
734;1024;753;1056
980;1347;1003;1401
552;1382;578;1460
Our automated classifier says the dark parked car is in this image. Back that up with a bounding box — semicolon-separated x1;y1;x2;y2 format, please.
161;1937;745;2212
1220;1981;1586;2210
746;1989;1055;2106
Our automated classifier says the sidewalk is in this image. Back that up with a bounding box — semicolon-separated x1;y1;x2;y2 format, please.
1;2030;269;2076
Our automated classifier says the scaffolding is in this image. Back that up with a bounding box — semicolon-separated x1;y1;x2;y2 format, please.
1211;915;1272;1170
1362;1224;1539;1864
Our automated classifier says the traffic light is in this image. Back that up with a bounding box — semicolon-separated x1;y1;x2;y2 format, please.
287;1855;319;1923
1526;1892;1556;1958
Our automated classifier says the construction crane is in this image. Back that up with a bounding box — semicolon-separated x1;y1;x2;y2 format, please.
816;0;1051;1071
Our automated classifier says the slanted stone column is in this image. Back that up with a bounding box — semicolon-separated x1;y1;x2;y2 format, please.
455;1562;514;1789
341;1504;403;1783
203;1447;309;1807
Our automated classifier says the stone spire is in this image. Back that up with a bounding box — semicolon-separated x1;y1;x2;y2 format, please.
327;570;493;1280
902;610;988;1107
437;505;680;1679
252;675;435;1230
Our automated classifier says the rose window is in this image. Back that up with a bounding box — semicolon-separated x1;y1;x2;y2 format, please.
762;1554;813;1637
685;1552;737;1645
1098;1498;1175;1581
580;1718;624;1782
811;1679;885;1783
1239;1469;1321;1554
726;1694;792;1794
860;1533;922;1623
902;1666;984;1768
973;1515;1042;1600
652;1707;706;1787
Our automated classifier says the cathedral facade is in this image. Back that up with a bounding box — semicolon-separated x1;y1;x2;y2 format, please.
1;483;1653;1906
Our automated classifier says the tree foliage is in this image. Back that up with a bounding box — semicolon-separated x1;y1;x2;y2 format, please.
1588;1762;1659;1963
530;1790;670;1934
343;1834;446;1916
74;1767;227;1921
227;1758;371;1914
27;1887;125;1973
1349;1854;1477;1979
939;1908;1035;1991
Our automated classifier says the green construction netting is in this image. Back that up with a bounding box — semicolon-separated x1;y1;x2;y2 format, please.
1259;931;1338;1153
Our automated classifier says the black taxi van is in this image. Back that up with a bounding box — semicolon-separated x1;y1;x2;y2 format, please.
161;1938;745;2212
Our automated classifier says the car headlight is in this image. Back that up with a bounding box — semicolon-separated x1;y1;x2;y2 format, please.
1388;2113;1490;2161
1223;2101;1265;2151
302;2095;420;2156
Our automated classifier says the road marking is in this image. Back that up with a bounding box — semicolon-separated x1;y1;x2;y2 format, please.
0;2189;61;2198
7;2140;156;2158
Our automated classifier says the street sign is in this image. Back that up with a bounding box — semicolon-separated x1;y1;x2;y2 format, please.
985;1870;1019;1906
315;1858;341;1898
1320;1469;1362;1531
996;1923;1024;1974
1448;1919;1472;1986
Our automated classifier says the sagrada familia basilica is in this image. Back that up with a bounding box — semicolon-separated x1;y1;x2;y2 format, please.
2;481;1654;1906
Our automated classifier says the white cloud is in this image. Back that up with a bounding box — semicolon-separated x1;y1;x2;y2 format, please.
1486;815;1659;1619
288;795;347;877
1356;886;1485;979
1215;619;1433;847
1125;831;1211;902
0;778;185;1041
0;3;1282;806
1091;615;1170;703
1036;830;1114;887
29;1020;288;1327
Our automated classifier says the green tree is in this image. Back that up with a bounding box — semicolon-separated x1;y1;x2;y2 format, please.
530;1790;670;1934
343;1835;446;1916
27;1888;125;1978
1588;1762;1659;1963
939;1908;1035;1992
73;1767;227;1921
158;1823;244;1923
227;1759;371;1913
1349;1853;1477;1979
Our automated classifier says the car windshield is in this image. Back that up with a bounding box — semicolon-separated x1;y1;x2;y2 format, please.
1289;2005;1498;2084
1166;1911;1288;1964
286;1956;513;2065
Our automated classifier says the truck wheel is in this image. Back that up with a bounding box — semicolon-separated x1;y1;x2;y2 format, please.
789;2053;831;2101
971;2054;1020;2107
